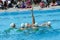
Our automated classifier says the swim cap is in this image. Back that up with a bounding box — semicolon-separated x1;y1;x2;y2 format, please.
10;23;15;27
21;23;25;27
25;23;28;27
48;21;51;24
34;23;38;26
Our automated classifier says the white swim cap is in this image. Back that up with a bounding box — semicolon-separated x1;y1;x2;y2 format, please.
48;21;51;24
25;23;28;27
21;23;25;27
10;23;15;27
34;23;38;26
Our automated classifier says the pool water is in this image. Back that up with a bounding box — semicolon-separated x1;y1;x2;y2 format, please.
0;9;60;40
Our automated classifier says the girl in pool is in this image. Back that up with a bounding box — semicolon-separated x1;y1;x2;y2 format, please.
19;23;36;30
9;22;51;32
10;23;16;28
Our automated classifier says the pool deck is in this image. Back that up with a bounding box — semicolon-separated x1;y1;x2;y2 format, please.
0;6;60;12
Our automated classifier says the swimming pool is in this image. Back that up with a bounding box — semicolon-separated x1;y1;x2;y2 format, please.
0;9;60;40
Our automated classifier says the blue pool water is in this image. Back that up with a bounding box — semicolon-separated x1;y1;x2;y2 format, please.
0;9;60;40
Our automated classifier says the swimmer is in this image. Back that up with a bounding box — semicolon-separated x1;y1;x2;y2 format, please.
39;21;51;28
5;23;16;33
10;23;16;28
25;23;31;28
25;23;38;30
20;27;25;30
31;23;39;30
25;23;38;27
19;23;26;30
33;23;38;27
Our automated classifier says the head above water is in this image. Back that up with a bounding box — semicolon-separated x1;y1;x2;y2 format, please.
25;23;28;27
10;23;16;28
33;22;38;26
48;21;51;24
25;23;31;27
21;23;25;27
